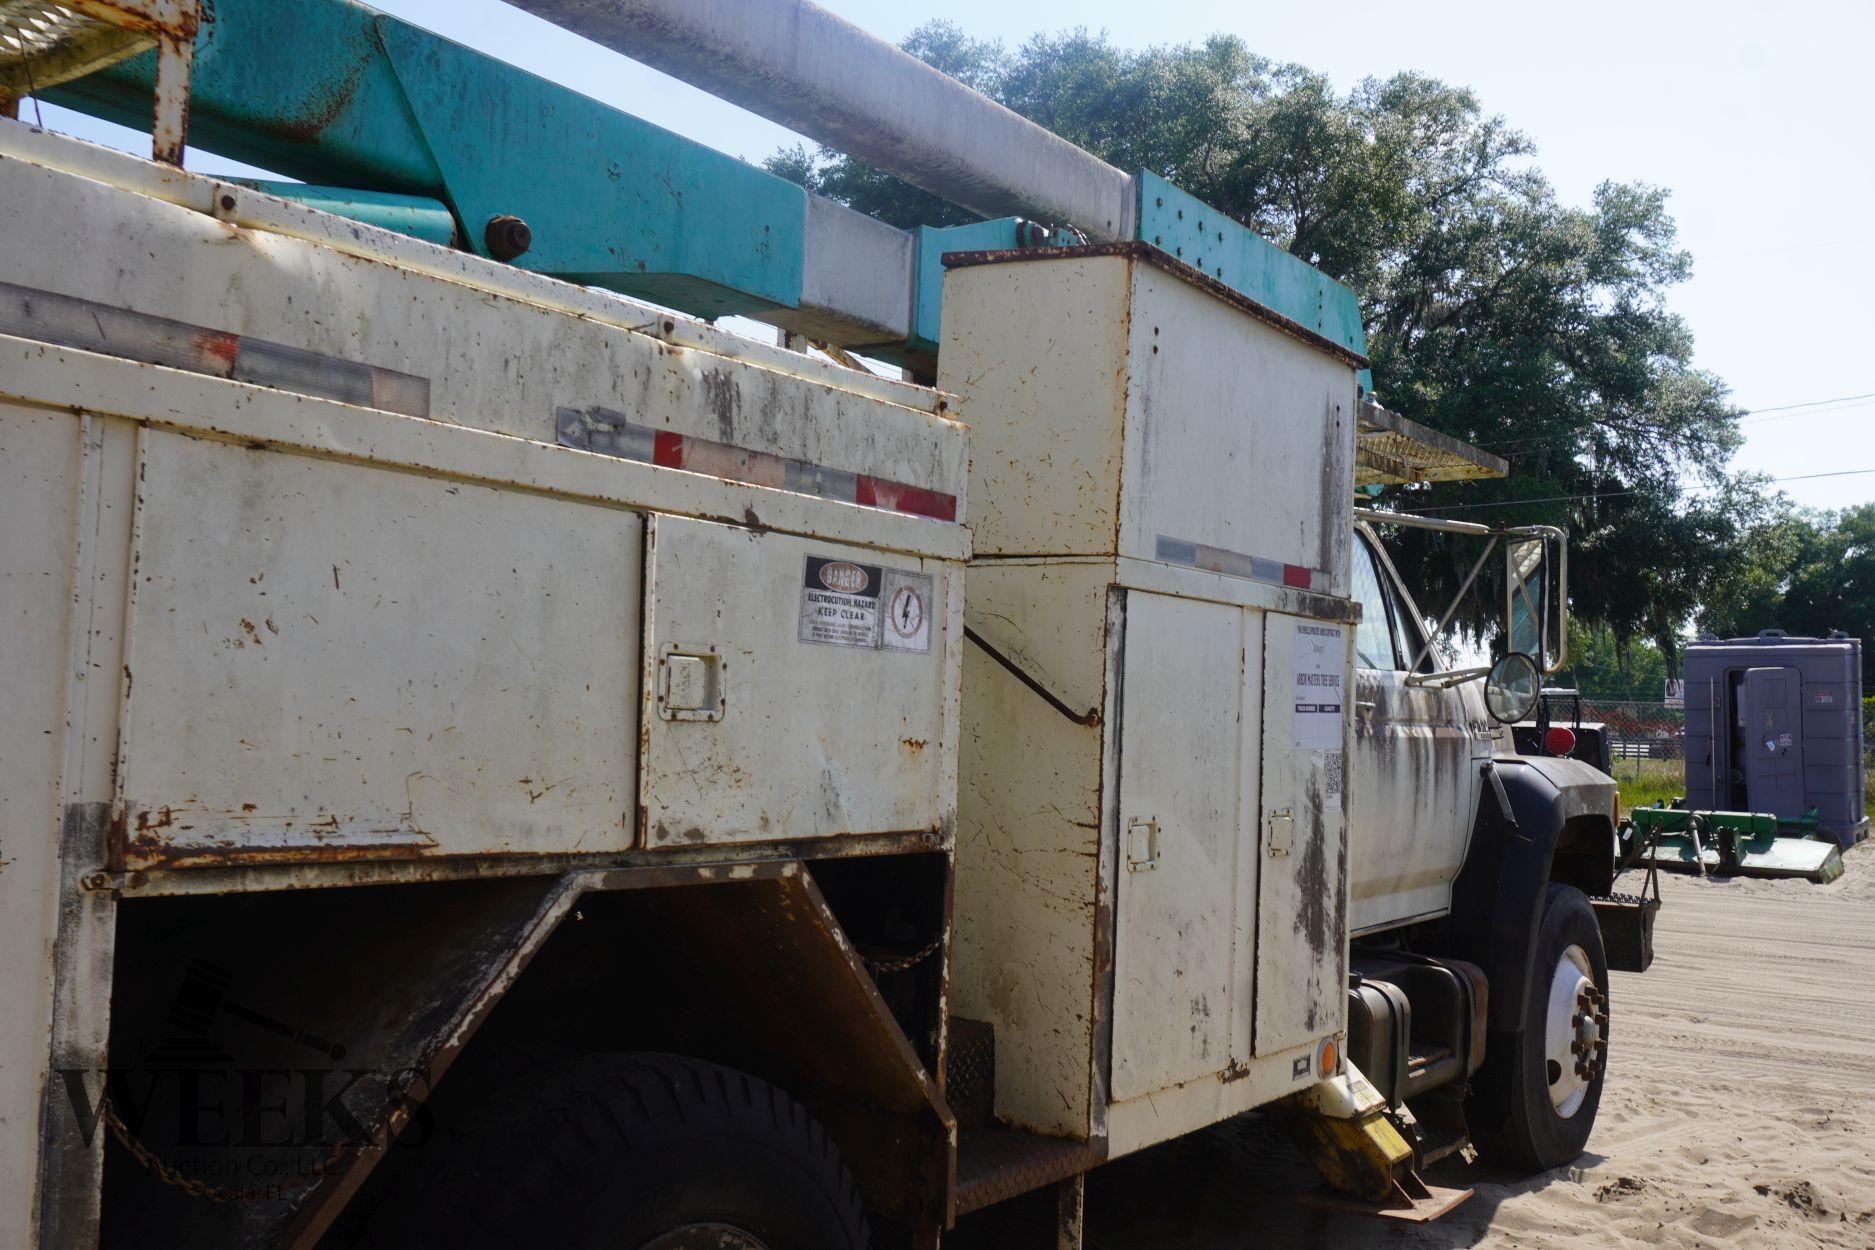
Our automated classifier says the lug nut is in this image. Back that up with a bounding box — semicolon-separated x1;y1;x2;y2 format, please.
485;214;532;262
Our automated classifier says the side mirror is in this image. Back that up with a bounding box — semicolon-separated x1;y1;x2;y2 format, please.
1485;652;1541;724
1505;535;1567;673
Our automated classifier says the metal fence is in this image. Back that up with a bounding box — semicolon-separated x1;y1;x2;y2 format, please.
1573;697;1874;807
1578;699;1683;762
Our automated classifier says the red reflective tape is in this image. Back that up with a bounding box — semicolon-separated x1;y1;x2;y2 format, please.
193;329;241;375
1282;564;1313;589
560;406;957;523
860;477;959;522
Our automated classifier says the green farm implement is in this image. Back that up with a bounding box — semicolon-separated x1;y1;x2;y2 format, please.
1628;806;1845;884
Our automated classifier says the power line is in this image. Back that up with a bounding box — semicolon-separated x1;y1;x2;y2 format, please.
1393;466;1875;515
1740;397;1875;425
1738;390;1875;415
1463;391;1875;453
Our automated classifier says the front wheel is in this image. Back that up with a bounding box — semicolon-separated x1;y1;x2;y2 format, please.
1467;883;1610;1171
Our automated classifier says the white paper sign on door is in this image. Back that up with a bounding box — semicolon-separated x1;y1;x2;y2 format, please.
1292;621;1346;749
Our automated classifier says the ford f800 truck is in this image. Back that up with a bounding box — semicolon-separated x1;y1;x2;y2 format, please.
2;4;1637;1247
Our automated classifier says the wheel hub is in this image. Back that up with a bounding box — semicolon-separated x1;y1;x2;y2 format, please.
1542;943;1607;1118
638;1225;771;1250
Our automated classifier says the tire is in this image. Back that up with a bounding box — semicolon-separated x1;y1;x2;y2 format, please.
1466;883;1610;1172
381;1053;871;1250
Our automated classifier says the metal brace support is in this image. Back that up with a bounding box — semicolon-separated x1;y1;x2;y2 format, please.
1056;1173;1085;1250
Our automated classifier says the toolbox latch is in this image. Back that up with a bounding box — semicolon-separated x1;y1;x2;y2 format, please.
657;644;726;722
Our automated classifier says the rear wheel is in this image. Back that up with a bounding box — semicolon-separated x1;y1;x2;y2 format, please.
1467;883;1610;1171
390;1053;871;1250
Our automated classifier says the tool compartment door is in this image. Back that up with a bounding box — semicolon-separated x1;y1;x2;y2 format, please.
1109;591;1258;1100
641;515;952;847
1255;614;1352;1055
115;431;642;866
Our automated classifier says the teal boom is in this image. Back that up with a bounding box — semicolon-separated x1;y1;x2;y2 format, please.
44;0;1368;366
49;0;807;320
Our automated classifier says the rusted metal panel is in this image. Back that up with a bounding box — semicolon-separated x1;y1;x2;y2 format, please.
1255;613;1353;1056
0;2;203;164
640;516;957;848
943;242;1369;371
0;403;121;1250
1109;591;1258;1100
1;340;965;566
113;430;643;867
0;125;965;523
0;4;152;99
90;873;573;1249
1119;259;1356;602
953;1126;1101;1217
29;414;138;1250
950;560;1112;1138
0;403;81;1236
939;247;1358;596
1355;399;1507;486
945;248;1362;1156
98;829;948;899
935;258;1132;559
631;866;956;1226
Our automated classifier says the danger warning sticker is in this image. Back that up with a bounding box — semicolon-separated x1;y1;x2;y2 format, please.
880;569;934;653
799;556;933;654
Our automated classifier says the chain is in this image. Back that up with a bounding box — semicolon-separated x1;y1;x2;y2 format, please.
100;1093;364;1203
862;933;945;974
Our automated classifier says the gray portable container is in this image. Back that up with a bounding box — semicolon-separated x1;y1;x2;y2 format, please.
1683;630;1867;846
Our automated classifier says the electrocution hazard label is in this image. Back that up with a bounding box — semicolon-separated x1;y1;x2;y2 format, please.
1293;621;1346;749
799;556;933;653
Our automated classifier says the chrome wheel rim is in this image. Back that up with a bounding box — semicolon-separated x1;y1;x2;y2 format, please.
1542;942;1605;1118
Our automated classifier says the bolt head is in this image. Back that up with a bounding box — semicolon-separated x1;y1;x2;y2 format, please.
484;214;532;262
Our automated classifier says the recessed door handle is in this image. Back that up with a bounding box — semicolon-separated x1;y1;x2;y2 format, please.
1126;818;1160;871
1266;809;1294;857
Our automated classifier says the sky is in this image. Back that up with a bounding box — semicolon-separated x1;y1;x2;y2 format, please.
29;0;1875;511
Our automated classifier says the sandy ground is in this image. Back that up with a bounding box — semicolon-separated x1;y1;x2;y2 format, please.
951;842;1875;1248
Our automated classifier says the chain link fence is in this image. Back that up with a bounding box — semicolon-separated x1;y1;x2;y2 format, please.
1570;697;1873;812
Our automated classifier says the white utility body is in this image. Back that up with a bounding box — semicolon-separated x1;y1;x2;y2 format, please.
2;113;1626;1250
942;244;1360;1153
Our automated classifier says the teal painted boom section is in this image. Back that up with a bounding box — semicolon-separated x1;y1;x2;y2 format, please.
44;0;1372;365
48;0;806;319
911;219;1026;355
1134;172;1370;386
227;181;458;246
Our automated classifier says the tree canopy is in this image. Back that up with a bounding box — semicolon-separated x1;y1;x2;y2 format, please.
768;24;1777;671
1699;504;1875;682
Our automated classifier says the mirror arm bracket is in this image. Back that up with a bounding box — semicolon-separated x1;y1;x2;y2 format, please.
1406;665;1490;690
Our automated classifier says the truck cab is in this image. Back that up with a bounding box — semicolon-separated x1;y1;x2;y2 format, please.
1347;520;1498;935
1340;507;1633;1177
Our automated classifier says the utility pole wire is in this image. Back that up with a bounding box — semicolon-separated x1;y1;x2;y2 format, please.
1395;467;1875;515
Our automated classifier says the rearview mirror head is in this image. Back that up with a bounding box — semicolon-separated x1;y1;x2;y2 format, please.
1485;652;1541;724
1504;536;1565;673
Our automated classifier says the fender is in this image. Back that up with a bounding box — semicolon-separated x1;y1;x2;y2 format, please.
1442;755;1617;1037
